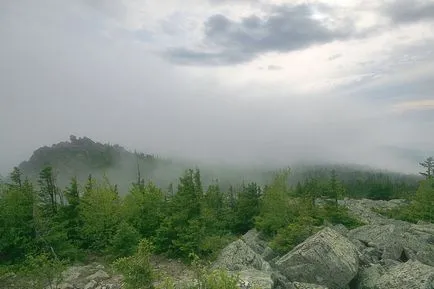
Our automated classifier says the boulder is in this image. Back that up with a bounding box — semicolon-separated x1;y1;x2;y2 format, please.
348;222;434;266
237;269;274;289
242;229;277;261
213;239;271;272
86;270;110;282
59;283;74;289
276;227;359;289
355;264;386;289
84;280;98;289
361;260;434;289
292;282;329;289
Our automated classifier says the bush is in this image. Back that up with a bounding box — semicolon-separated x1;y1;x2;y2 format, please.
156;255;241;289
271;216;317;254
322;204;364;229
108;221;141;259
112;239;155;289
19;253;67;289
198;235;234;261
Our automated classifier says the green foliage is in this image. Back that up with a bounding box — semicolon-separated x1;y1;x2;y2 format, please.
0;177;36;263
20;253;67;289
123;182;165;238
155;169;204;260
255;169;294;236
79;179;121;251
233;182;261;234
375;161;434;223
419;157;434;179
411;178;434;222
367;181;394;200
156;268;241;289
112;239;155;289
61;177;82;248
108;221;141;259
38;165;61;216
318;204;364;229
156;254;241;289
325;170;345;205
271;216;317;254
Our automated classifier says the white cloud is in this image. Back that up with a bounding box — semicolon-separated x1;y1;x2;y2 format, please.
1;0;433;175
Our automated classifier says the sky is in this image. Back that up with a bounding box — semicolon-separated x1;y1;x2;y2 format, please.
1;0;434;175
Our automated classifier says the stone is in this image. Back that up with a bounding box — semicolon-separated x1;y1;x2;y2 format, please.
84;280;98;289
213;239;271;272
242;229;277;261
365;260;434;289
355;264;386;289
237;269;274;289
86;270;110;282
292;282;329;289
59;283;74;289
348;222;434;266
276;227;359;289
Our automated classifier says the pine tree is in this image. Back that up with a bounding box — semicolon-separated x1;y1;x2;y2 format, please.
256;169;293;236
38;166;60;216
233;182;261;234
419;157;434;179
327;170;344;206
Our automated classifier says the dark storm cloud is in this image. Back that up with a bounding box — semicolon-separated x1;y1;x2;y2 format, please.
165;3;355;65
383;0;434;24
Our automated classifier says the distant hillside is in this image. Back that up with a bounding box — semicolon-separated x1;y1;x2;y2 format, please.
14;136;422;196
16;136;270;193
18;135;163;192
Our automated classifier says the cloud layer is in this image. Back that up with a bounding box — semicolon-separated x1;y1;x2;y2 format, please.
1;0;434;175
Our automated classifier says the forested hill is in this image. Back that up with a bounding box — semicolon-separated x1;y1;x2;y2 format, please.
15;135;421;197
17;135;161;191
16;136;270;192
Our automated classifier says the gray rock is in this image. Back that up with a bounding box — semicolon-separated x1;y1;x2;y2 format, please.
339;198;407;225
355;264;386;289
371;260;434;289
213;239;272;272
360;247;381;265
276;227;359;289
59;283;75;289
348;222;434;266
292;282;329;289
332;224;349;236
242;229;277;261
237;269;274;289
84;280;98;289
86;270;110;282
96;284;120;289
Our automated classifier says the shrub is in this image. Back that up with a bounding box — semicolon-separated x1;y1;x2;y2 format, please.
271;216;317;254
20;253;67;289
112;239;155;289
108;221;141;259
319;204;364;229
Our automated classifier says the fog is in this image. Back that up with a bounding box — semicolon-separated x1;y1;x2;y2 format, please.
1;0;434;176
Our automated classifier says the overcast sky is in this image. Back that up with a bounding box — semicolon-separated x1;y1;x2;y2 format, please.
1;0;434;175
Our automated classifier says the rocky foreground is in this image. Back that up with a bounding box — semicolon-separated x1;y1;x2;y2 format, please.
212;198;434;289
9;199;434;289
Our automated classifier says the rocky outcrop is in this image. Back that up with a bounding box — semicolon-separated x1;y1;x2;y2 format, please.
348;222;434;266
237;269;274;289
241;229;277;262
213;239;272;272
339;198;409;225
358;260;434;289
275;227;359;289
59;264;121;289
292;282;329;289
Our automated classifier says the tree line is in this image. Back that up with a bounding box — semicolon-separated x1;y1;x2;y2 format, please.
1;158;432;269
